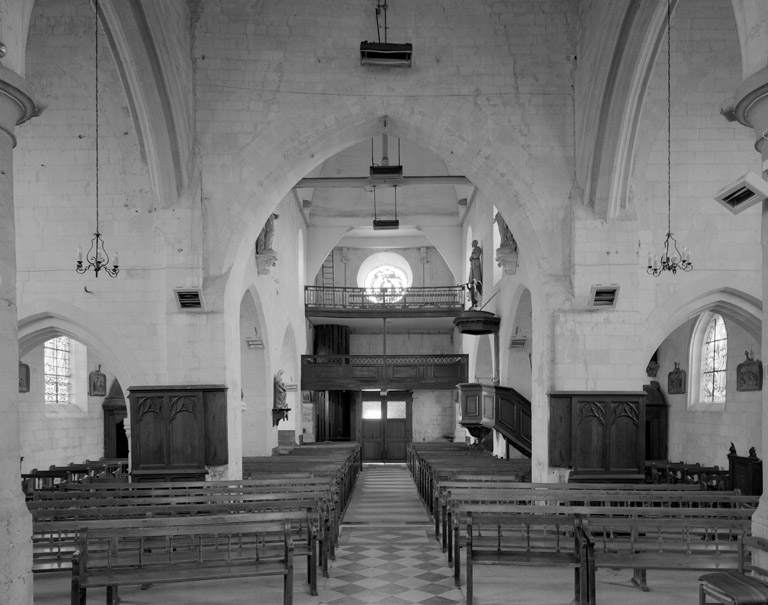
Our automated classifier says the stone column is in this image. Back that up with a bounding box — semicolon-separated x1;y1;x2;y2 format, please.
0;65;39;603
723;65;768;538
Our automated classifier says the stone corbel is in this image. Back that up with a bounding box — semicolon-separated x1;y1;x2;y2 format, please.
255;251;278;275
272;407;290;427
495;245;518;275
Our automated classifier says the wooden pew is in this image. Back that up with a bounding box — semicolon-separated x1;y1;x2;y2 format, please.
29;490;330;592
436;481;718;553
446;487;757;561
455;503;754;602
463;506;590;604
582;512;753;602
70;514;295;605
699;536;768;604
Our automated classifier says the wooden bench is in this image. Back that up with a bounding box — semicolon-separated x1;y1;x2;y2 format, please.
454;503;754;601
29;493;326;594
434;480;709;547
463;507;590;604
70;514;295;605
582;511;754;603
442;485;756;562
699;535;768;604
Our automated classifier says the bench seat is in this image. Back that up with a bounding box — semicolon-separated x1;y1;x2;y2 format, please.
71;515;294;605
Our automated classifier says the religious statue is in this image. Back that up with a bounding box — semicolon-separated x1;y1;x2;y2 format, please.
493;212;516;250
468;240;483;307
273;369;288;409
256;213;279;255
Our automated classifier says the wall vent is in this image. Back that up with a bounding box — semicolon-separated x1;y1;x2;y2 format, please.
714;171;768;214
509;337;527;348
589;285;619;309
174;288;204;312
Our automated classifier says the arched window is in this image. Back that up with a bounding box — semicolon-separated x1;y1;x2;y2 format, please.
41;335;88;408
44;336;71;404
356;251;413;304
700;314;727;403
688;311;727;410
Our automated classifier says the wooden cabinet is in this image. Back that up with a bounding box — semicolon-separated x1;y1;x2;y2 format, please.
549;391;646;483
128;385;228;482
729;450;763;496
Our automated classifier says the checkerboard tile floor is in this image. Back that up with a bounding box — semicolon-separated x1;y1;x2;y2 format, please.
321;526;464;604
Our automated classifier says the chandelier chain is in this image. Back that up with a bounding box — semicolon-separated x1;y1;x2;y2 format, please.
75;0;118;278
647;0;692;277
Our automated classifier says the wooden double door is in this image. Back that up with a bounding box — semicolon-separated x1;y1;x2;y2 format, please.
360;392;412;462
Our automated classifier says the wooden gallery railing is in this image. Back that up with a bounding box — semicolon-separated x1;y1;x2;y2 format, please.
301;354;468;391
304;286;466;316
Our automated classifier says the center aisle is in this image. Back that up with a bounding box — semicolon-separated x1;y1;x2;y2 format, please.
320;463;465;604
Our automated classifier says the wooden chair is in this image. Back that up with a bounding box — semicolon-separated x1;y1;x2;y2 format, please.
699;536;768;604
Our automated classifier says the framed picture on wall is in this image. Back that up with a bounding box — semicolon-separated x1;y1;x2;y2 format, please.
89;365;107;396
18;362;29;393
302;391;312;404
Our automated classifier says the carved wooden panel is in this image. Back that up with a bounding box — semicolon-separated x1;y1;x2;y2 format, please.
129;386;227;481
550;392;646;482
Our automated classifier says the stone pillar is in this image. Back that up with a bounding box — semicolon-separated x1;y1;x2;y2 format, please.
723;65;768;538
0;66;39;603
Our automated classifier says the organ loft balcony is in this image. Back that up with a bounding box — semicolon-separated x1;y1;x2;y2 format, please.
304;285;467;319
302;285;469;391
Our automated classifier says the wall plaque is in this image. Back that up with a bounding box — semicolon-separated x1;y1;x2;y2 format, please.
737;351;763;391
668;362;686;394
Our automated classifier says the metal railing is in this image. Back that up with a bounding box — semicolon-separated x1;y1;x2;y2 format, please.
304;285;465;311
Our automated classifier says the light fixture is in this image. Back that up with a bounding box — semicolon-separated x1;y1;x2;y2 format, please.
76;0;118;279
372;185;399;230
360;1;412;67
647;0;692;277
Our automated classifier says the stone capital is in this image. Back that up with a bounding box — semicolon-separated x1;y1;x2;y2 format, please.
722;65;768;155
0;65;40;146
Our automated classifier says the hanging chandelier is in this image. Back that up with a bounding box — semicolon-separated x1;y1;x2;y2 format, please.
76;0;118;278
647;0;691;277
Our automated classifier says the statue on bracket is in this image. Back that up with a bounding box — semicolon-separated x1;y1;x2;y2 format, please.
255;213;279;274
737;350;763;391
273;370;288;409
494;212;519;275
468;240;483;308
668;361;686;394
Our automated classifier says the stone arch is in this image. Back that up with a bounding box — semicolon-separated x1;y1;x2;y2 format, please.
473;334;494;384
219;103;551;318
18;303;141;386
239;288;270;457
641;286;761;363
500;286;533;400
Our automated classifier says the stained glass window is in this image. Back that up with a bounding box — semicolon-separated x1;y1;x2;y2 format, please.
44;336;71;404
364;265;408;304
700;314;727;403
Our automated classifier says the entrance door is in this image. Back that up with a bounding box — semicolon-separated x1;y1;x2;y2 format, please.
360;395;411;462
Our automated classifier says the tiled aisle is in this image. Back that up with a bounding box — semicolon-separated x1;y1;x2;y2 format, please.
324;464;463;603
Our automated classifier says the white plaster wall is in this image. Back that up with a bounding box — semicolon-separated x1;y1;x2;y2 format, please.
657;316;762;468
411;390;455;443
18;345;106;472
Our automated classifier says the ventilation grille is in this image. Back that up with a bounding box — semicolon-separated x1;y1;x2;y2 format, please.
589;285;619;309
509;337;527;348
174;288;204;312
714;171;768;214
